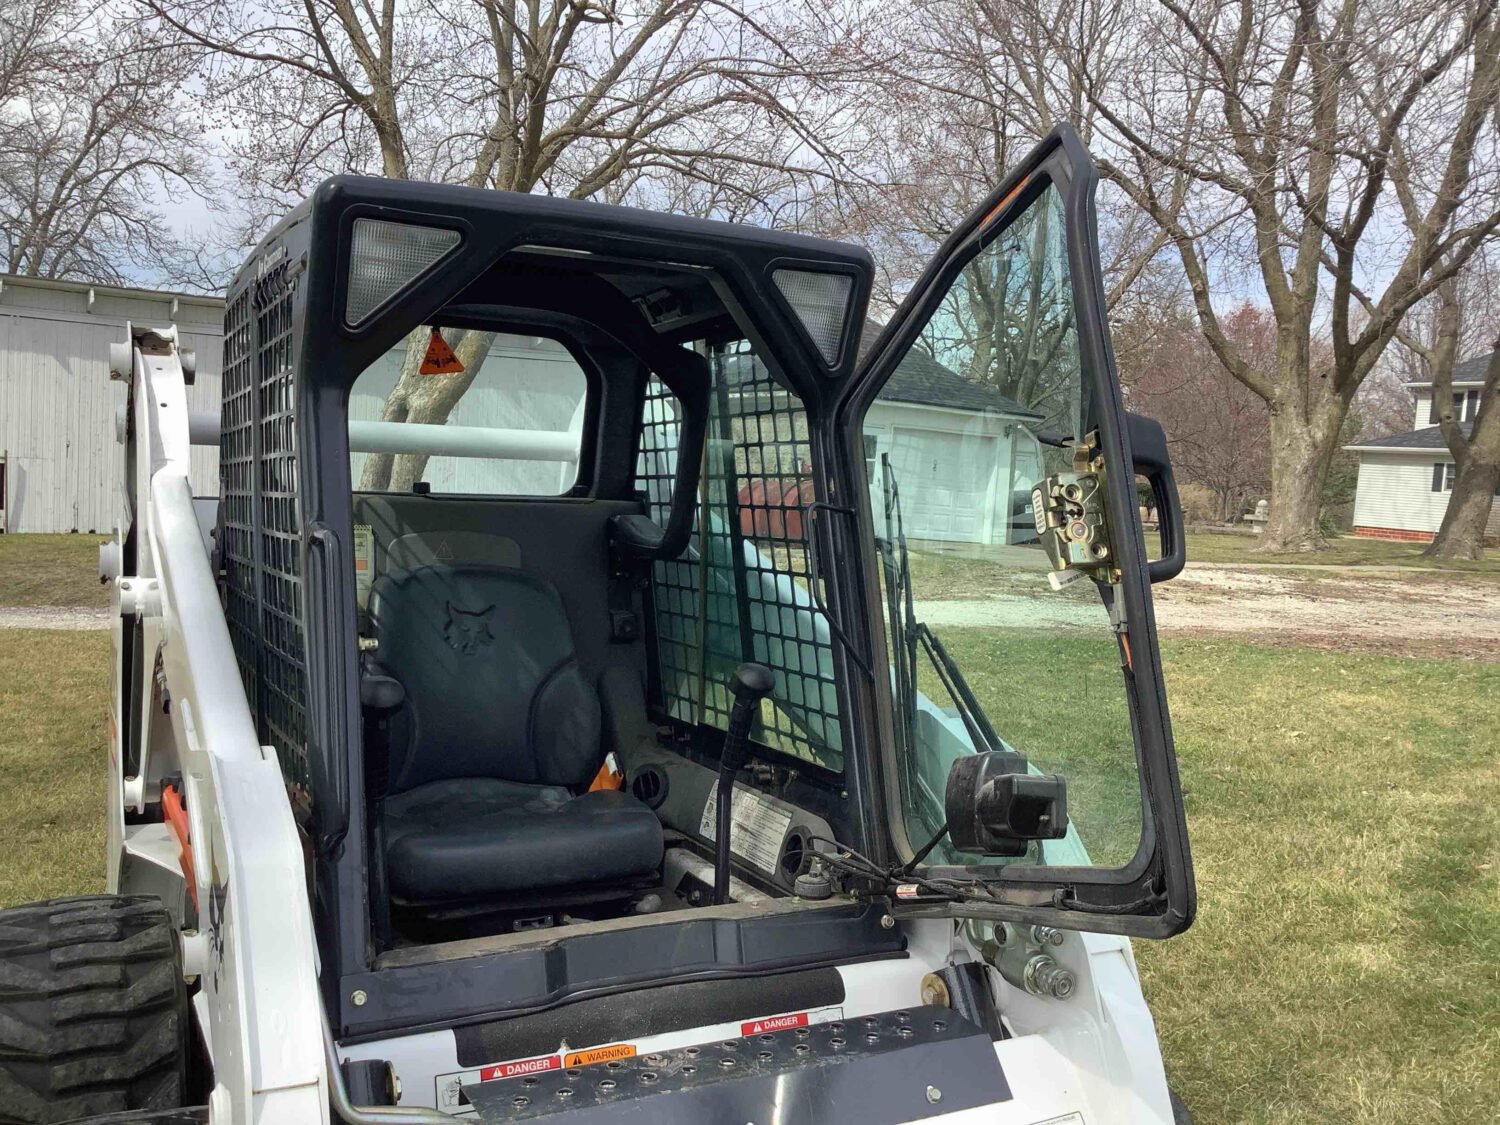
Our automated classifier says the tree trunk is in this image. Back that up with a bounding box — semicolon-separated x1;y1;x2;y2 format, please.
1257;400;1347;552
1426;459;1498;560
357;328;497;491
1425;339;1499;561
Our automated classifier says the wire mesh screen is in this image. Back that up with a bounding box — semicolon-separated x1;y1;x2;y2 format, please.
219;261;311;806
220;289;258;710
638;345;842;770
255;266;310;797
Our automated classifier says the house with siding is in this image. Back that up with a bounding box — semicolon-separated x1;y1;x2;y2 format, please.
1344;351;1499;544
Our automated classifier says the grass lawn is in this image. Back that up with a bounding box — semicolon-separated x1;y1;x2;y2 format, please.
902;533;1500;601
927;629;1500;1121
2;624;1496;1122
0;533;110;607
1186;529;1500;575
0;630;108;906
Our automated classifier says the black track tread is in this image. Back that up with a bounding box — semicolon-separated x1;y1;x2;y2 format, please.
0;897;188;1125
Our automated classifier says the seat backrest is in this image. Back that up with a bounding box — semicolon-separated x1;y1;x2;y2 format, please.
369;564;602;793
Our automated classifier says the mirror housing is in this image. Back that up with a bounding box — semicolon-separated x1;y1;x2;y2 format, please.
944;751;1068;857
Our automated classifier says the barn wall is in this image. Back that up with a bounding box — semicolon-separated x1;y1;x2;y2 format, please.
0;276;223;533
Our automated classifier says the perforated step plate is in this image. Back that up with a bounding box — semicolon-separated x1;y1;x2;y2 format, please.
461;1005;1011;1123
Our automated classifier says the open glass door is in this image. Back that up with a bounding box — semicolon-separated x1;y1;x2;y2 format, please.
838;125;1194;937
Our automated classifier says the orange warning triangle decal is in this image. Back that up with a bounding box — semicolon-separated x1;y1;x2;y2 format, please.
419;327;464;375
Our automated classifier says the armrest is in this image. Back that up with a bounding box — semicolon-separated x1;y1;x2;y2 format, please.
360;673;406;714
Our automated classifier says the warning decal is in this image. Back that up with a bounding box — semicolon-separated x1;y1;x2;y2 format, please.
419;327;464;375
700;786;793;874
564;1043;636;1067
741;1011;809;1036
478;1054;560;1082
353;524;374;605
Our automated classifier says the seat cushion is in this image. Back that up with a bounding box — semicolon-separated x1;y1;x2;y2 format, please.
383;779;663;902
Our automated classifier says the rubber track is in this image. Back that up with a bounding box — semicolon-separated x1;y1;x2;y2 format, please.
0;896;186;1124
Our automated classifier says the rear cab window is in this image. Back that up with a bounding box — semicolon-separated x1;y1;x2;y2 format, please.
349;327;588;497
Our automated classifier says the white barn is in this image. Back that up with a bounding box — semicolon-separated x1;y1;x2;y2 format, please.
0;275;225;533
1345;352;1499;544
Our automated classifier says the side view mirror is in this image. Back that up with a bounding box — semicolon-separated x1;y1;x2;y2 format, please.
1126;412;1186;584
944;751;1068;857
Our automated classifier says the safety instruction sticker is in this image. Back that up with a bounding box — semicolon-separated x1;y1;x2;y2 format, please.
700;786;794;874
435;1052;565;1114
353;524;374;605
564;1043;636;1067
741;1006;843;1037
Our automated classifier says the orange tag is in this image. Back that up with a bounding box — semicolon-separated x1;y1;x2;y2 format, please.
588;755;624;792
564;1044;636;1067
419;327;464;375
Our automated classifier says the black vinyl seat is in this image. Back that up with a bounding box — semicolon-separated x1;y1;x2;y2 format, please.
367;564;662;904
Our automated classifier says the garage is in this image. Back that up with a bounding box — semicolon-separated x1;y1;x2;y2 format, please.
858;322;1046;547
887;427;997;542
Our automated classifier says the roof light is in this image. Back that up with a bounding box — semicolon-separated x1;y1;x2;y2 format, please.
345;219;461;326
772;268;852;365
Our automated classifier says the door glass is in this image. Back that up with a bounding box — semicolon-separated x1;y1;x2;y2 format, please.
864;181;1144;870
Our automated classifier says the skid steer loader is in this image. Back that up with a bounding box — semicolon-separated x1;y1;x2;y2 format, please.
0;125;1195;1124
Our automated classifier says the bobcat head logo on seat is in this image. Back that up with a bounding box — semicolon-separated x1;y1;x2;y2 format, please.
443;602;496;655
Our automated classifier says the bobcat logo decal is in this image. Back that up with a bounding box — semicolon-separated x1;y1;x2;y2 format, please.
443;602;496;655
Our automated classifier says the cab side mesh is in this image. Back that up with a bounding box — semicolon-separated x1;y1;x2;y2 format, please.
220;289;258;708
638;348;842;769
219;262;311;803
255;266;309;795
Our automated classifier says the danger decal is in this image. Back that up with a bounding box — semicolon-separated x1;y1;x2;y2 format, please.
741;1011;810;1036
478;1054;561;1082
419;326;464;375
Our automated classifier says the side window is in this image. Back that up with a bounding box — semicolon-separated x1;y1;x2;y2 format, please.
349;327;588;496
638;343;842;772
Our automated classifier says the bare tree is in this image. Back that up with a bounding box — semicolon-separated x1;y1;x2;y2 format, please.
819;0;1174;323
957;0;1500;550
1395;259;1500;558
1126;300;1273;523
146;0;865;489
0;3;211;284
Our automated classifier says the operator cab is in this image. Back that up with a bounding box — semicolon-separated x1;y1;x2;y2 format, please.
216;128;1193;1054
341;243;833;943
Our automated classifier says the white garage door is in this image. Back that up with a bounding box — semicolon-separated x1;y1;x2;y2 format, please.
889;427;996;543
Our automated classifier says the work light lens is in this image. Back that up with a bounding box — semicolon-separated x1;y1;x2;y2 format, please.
345;219;461;326
772;269;852;365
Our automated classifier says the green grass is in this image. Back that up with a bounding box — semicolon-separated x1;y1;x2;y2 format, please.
902;534;1500;600
1139;639;1500;1124
2;624;1496;1122
923;628;1142;866
0;533;110;606
1186;529;1500;574
0;630;108;906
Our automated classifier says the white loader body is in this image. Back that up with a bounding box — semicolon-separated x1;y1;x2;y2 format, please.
100;323;1179;1125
